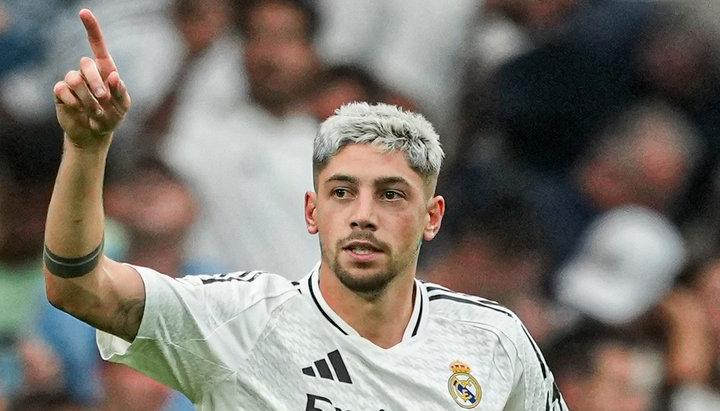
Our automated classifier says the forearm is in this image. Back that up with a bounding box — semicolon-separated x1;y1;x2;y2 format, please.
44;136;145;339
44;8;144;341
44;137;111;312
45;136;109;257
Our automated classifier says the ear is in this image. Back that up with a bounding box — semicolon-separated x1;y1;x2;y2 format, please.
423;195;445;241
305;191;319;235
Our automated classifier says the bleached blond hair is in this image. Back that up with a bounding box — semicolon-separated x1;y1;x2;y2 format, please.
313;102;444;181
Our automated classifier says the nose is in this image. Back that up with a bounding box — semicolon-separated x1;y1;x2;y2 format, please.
349;193;377;231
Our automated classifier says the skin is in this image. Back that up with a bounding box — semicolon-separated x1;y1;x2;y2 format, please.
45;9;142;343
305;145;444;348
563;345;652;411
244;0;320;116
46;9;445;350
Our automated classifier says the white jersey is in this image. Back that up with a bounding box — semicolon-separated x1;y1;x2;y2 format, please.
97;264;567;410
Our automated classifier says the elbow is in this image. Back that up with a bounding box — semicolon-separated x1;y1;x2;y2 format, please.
43;261;108;320
44;269;69;311
43;268;86;315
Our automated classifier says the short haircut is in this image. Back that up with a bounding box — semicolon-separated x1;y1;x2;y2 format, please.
545;322;640;382
583;100;699;171
315;64;382;100
313;102;444;184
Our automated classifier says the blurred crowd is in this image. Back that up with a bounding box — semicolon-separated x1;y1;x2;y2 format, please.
1;0;720;409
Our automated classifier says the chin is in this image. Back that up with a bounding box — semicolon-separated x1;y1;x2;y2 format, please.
333;261;396;297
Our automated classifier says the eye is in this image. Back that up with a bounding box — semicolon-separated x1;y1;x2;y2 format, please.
332;188;349;199
382;190;403;201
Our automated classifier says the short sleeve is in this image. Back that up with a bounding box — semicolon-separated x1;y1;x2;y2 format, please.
504;318;568;410
96;265;297;401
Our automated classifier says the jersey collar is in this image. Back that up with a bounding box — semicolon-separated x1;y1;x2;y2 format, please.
299;262;428;342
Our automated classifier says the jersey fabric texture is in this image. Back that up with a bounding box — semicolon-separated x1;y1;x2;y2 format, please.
97;264;567;410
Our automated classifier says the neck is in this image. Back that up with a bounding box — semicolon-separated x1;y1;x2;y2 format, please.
318;262;417;349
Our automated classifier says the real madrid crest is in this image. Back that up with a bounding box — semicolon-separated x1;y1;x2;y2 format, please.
448;361;482;408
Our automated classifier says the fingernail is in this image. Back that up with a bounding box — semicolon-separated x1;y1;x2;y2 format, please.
95;108;103;116
95;87;105;98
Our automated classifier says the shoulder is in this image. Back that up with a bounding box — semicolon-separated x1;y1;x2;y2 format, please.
423;282;552;378
423;281;525;339
182;270;299;296
137;267;301;311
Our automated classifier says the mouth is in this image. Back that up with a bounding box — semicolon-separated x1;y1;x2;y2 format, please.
342;241;384;262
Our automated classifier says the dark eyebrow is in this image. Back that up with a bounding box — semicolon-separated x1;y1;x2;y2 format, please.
375;176;411;187
325;174;412;188
325;174;358;185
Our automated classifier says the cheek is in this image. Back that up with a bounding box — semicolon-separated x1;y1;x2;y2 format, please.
390;209;425;251
277;45;315;81
315;207;343;242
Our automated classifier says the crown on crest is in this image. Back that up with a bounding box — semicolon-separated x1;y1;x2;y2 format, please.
450;361;471;374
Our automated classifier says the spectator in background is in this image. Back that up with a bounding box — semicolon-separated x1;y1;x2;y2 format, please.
99;363;178;411
456;0;586;164
105;157;220;276
458;0;656;172
539;101;698;286
483;0;580;35
161;0;322;279
0;120;56;399
315;0;479;152
428;99;699;340
556;206;687;327
0;0;80;123
636;6;720;245
137;0;242;151
102;157;215;410
421;165;560;344
43;0;244;156
0;120;100;408
6;341;71;411
309;64;382;121
460;1;720;249
308;63;418;122
656;258;720;410
550;102;696;326
546;325;663;411
8;391;85;411
236;0;321;118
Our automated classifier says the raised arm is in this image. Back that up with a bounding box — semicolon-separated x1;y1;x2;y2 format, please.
44;9;142;342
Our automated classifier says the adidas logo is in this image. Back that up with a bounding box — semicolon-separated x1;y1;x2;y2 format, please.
302;349;353;384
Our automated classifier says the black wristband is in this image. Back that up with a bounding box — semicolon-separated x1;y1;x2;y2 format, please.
43;239;104;278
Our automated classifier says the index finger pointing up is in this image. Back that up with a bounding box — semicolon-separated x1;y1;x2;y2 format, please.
79;9;117;79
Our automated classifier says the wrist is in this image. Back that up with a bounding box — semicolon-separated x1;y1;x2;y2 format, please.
63;133;112;158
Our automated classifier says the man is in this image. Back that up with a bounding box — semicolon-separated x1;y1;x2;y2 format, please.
546;326;661;411
160;0;322;278
45;9;566;410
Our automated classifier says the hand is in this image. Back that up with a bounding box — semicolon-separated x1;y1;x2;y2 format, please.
53;9;131;150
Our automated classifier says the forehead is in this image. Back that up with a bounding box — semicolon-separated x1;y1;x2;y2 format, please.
319;144;422;186
246;1;308;36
